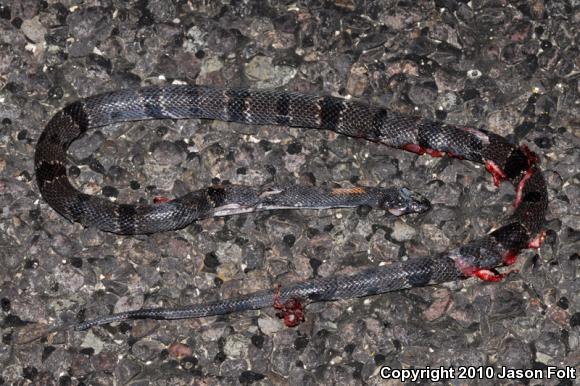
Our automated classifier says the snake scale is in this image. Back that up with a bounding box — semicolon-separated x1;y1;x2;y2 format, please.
34;85;548;330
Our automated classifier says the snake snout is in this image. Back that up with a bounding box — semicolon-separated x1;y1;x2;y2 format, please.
387;187;432;216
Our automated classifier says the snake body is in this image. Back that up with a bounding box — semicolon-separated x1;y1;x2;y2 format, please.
34;85;548;330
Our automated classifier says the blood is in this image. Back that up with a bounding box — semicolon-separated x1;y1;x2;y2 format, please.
484;160;507;187
425;148;444;157
514;145;540;208
401;143;443;157
153;196;171;204
401;142;547;284
446;151;464;160
528;230;546;249
402;143;426;155
464;266;520;282
273;285;305;327
454;256;519;283
521;144;539;164
454;232;543;285
502;250;519;266
514;170;533;208
472;269;506;282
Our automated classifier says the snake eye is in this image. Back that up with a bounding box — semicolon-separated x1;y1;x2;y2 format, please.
387;188;431;216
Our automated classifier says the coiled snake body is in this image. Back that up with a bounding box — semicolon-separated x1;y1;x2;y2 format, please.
34;85;548;330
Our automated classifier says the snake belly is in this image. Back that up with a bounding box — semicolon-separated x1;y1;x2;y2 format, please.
33;85;548;330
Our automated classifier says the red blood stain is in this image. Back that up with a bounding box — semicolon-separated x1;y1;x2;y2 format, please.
153;196;171;204
484;160;507;187
273;285;305;327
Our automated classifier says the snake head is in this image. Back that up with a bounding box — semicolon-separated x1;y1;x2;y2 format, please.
386;187;431;216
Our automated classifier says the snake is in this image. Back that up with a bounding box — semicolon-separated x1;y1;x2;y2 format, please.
34;85;548;330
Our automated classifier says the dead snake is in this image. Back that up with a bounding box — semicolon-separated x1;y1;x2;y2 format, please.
34;85;548;330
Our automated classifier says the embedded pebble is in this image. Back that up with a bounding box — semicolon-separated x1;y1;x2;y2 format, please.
223;334;250;358
258;316;285;335
390;220;417;242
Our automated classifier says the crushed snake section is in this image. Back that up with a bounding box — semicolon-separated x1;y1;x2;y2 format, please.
33;85;548;330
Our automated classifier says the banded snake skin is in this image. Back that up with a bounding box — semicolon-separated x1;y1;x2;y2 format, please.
34;85;548;330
